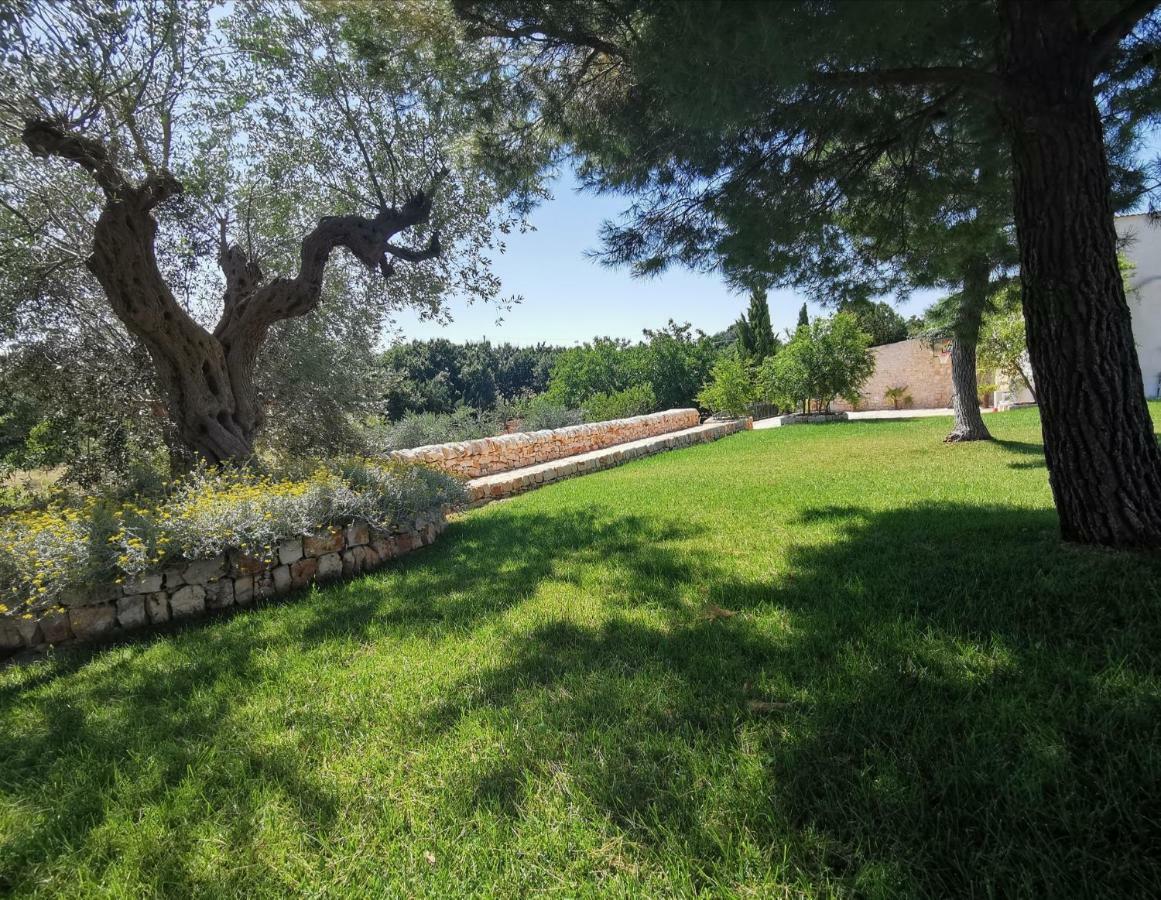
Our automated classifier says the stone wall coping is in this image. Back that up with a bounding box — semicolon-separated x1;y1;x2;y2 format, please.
464;417;747;505
392;408;697;458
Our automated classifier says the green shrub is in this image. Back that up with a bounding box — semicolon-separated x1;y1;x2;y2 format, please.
338;459;465;528
545;323;716;412
516;394;584;431
380;407;503;450
757;314;874;413
696;352;757;417
583;384;657;423
0;498;119;614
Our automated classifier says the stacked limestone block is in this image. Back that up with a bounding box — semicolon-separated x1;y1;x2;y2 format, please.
0;508;448;657
388;408;701;478
466;418;749;505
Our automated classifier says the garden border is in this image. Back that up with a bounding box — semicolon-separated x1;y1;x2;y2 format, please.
0;508;448;658
2;410;750;660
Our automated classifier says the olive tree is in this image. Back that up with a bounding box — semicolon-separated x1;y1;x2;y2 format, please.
0;0;533;464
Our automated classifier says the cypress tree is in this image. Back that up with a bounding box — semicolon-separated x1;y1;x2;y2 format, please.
737;288;778;361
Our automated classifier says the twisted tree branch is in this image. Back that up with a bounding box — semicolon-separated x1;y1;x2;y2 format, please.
22;118;130;199
20;117;450;462
385;230;441;263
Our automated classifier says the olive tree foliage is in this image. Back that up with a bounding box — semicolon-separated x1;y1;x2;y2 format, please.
0;199;180;481
977;283;1035;402
0;0;539;469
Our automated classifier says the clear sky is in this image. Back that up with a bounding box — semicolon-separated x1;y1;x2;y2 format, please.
389;126;1160;348
387;170;940;348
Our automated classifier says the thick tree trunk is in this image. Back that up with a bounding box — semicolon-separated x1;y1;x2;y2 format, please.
1001;1;1161;547
22;120;442;466
945;258;993;443
86;198;260;464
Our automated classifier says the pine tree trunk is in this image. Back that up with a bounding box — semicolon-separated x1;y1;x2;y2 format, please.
1001;1;1161;547
946;340;990;442
945;258;992;443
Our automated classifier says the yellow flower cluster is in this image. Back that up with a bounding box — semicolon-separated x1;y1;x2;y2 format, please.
0;503;93;608
2;460;462;618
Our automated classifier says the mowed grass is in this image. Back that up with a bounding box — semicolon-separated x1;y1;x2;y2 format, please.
3;407;1161;898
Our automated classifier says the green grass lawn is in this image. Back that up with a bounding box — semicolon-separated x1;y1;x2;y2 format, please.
3;407;1161;897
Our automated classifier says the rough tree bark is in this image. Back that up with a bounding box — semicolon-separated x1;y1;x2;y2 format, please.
21;120;442;464
945;256;993;443
1000;0;1161;547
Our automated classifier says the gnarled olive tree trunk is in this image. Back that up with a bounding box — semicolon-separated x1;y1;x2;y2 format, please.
22;120;441;464
945;257;992;443
1000;0;1161;547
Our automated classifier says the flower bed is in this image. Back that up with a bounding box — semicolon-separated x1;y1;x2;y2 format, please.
0;461;464;656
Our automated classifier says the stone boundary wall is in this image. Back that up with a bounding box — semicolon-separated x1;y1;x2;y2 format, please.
466;417;748;505
388;408;701;478
831;339;953;412
0;509;448;659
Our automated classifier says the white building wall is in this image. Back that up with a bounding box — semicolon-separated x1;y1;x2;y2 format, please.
997;214;1161;406
1118;214;1161;399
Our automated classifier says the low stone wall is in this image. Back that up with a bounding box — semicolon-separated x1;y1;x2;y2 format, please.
2;410;734;660
388;408;701;478
0;509;447;658
466;418;749;505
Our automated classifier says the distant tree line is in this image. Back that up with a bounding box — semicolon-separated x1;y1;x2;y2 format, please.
376;340;562;420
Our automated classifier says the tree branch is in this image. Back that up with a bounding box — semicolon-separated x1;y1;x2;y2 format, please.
1089;0;1159;68
21;119;129;198
20;118;182;211
815;66;1001;96
384;230;441;263
138;171;182;210
218;168;449;345
453;2;624;57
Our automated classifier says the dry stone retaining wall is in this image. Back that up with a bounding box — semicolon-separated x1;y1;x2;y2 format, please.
388;408;701;478
466;417;748;505
0;509;447;658
2;410;740;660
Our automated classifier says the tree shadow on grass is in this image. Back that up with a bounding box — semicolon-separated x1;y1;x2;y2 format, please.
423;503;1161;896
993;437;1048;470
2;499;1160;895
0;506;700;894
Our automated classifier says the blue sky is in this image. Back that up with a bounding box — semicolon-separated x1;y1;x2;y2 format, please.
390;127;1160;348
388;170;941;347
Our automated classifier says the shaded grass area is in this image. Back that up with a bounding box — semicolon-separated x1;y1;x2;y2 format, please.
2;406;1160;897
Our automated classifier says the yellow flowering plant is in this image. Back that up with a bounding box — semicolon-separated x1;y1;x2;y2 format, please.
1;459;464;618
